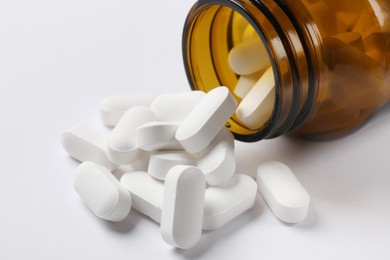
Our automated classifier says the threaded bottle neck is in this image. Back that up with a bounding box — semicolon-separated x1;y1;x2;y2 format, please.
183;0;319;141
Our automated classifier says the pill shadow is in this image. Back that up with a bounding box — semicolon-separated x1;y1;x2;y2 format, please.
297;205;317;229
112;166;129;180
112;162;149;180
277;204;318;230
104;209;161;235
65;156;84;167
76;198;146;234
174;193;264;258
74;199;135;234
102;210;137;234
280;136;386;204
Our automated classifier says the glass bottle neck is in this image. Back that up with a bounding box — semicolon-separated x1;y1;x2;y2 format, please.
252;0;321;139
183;0;320;142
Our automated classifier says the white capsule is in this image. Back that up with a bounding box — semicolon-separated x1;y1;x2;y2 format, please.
161;165;206;249
197;127;235;186
136;121;182;152
73;161;132;222
203;174;257;230
107;106;156;165
234;71;262;99
148;151;196;181
150;91;206;121
236;67;275;130
120;171;163;223
61;124;118;171
257;161;310;223
228;37;270;75
99;95;156;127
175;87;238;154
121;172;257;231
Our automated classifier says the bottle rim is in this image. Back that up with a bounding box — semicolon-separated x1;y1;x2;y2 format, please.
183;0;317;142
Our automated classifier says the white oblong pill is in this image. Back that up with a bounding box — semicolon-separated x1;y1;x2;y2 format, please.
107;106;156;165
148;151;196;181
203;174;257;230
99;95;156;127
120;171;163;223
234;71;262;99
236;67;275;130
150;91;206;121
136;121;182;152
228;37;270;76
175;87;238;154
161;165;206;249
74;161;132;222
257;161;310;223
61;124;118;171
197;127;235;186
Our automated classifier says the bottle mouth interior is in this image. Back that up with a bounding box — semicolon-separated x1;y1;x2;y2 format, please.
183;4;277;141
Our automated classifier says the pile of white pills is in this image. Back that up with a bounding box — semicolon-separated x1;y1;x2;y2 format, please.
62;86;310;249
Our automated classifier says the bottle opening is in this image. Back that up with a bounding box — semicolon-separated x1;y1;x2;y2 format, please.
183;4;277;139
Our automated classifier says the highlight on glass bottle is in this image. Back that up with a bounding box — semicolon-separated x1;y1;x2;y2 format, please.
183;0;390;142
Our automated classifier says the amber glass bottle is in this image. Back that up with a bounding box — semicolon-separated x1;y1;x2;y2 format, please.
183;0;390;142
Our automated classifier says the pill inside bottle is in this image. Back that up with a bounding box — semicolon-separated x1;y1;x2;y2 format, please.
183;0;390;142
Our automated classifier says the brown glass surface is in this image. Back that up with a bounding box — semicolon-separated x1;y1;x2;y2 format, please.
183;0;390;141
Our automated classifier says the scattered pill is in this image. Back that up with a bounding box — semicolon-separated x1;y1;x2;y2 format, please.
175;87;237;154
150;91;206;122
65;86;313;247
107;106;156;165
236;67;275;130
73;161;132;222
228;37;270;76
136;121;182;151
148;151;196;181
121;171;164;223
161;165;206;249
257;161;310;224
121;172;257;232
99;95;156;127
203;174;257;230
197;127;235;186
61;124;118;171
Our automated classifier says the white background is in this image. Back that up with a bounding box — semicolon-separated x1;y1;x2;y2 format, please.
1;0;390;259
